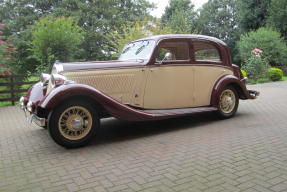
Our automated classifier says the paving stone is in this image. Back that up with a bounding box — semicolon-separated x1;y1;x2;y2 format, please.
1;82;287;191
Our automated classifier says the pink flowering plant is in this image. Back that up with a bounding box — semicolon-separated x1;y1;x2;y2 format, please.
242;48;269;81
251;48;263;57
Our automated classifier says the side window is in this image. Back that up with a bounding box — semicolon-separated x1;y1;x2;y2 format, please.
156;41;189;62
193;42;221;62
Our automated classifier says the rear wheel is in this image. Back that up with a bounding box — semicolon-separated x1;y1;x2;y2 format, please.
217;86;239;119
48;100;99;148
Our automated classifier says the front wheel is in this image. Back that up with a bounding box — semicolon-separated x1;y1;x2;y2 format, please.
48;100;99;148
217;86;239;119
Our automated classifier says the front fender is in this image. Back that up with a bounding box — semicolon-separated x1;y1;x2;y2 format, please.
39;83;159;121
210;75;256;107
25;82;46;106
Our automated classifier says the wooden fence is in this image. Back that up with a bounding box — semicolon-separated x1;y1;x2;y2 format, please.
0;75;38;105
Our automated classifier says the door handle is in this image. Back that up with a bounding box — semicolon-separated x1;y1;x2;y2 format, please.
150;69;158;72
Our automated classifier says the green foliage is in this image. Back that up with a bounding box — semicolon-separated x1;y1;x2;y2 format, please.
167;9;191;34
240;69;247;78
197;0;240;64
50;0;155;61
197;0;238;45
242;54;268;81
237;28;287;67
108;19;174;57
267;67;283;81
266;0;287;40
236;0;271;32
0;24;16;75
31;16;84;70
0;0;154;73
161;0;197;33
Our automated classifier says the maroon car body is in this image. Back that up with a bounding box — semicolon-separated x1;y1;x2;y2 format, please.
20;34;259;147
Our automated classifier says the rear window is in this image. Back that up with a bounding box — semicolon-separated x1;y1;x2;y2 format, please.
193;42;221;62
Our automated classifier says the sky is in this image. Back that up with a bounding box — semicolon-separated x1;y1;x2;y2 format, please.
148;0;208;18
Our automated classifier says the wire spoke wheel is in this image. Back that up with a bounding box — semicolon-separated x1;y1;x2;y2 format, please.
58;106;93;140
219;89;236;114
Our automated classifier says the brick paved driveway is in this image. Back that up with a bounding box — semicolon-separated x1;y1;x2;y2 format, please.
1;81;287;192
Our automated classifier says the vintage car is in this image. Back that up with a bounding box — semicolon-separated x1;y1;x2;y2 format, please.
20;34;259;148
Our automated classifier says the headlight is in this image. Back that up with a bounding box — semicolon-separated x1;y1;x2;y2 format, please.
27;101;33;112
19;96;25;108
51;74;67;85
52;61;64;74
40;73;51;85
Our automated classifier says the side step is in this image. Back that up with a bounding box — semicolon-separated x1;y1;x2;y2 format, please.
142;106;218;117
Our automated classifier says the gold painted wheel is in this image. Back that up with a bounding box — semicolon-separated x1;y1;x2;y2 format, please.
58;106;93;140
219;89;236;114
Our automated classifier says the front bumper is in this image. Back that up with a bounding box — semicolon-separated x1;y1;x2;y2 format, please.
19;97;46;127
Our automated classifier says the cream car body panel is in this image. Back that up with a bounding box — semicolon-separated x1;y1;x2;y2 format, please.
193;65;233;107
143;65;194;109
63;68;147;107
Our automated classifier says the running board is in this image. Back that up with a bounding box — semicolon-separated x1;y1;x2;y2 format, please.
141;106;218;117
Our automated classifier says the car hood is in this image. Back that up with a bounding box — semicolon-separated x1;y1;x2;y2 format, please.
60;59;146;72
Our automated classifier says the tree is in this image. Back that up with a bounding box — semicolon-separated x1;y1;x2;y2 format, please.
0;24;16;75
31;16;83;71
237;27;287;67
0;0;154;73
236;0;271;32
108;19;174;57
197;0;238;47
266;0;287;40
161;0;197;33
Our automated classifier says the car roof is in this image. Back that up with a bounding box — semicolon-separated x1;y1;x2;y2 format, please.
134;34;227;47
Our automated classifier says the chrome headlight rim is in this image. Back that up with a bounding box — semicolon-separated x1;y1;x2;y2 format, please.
51;74;67;85
52;61;64;74
40;73;51;85
19;96;25;109
27;101;33;112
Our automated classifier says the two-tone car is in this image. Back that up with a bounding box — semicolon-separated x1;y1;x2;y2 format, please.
20;34;259;148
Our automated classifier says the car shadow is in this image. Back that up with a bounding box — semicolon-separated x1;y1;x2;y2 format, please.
89;111;232;146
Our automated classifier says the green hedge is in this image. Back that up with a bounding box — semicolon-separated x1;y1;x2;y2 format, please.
240;69;247;78
268;67;283;81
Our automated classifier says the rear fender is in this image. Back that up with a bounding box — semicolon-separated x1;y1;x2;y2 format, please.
211;75;256;107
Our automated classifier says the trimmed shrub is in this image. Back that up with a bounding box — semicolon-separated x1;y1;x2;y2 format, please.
267;67;283;81
240;69;247;78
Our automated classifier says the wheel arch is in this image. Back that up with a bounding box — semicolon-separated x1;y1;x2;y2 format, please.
211;75;249;107
39;84;112;119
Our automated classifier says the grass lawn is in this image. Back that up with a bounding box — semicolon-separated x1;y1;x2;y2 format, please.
0;76;38;107
248;76;287;84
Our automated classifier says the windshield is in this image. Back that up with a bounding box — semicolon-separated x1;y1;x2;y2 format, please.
119;40;155;60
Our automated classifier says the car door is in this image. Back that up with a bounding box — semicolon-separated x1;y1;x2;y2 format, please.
143;40;195;109
191;40;233;107
64;67;147;107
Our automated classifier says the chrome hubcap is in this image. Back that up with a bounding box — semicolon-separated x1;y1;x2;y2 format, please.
71;118;84;130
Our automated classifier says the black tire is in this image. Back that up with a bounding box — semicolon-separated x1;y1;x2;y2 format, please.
216;86;239;119
48;99;99;148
